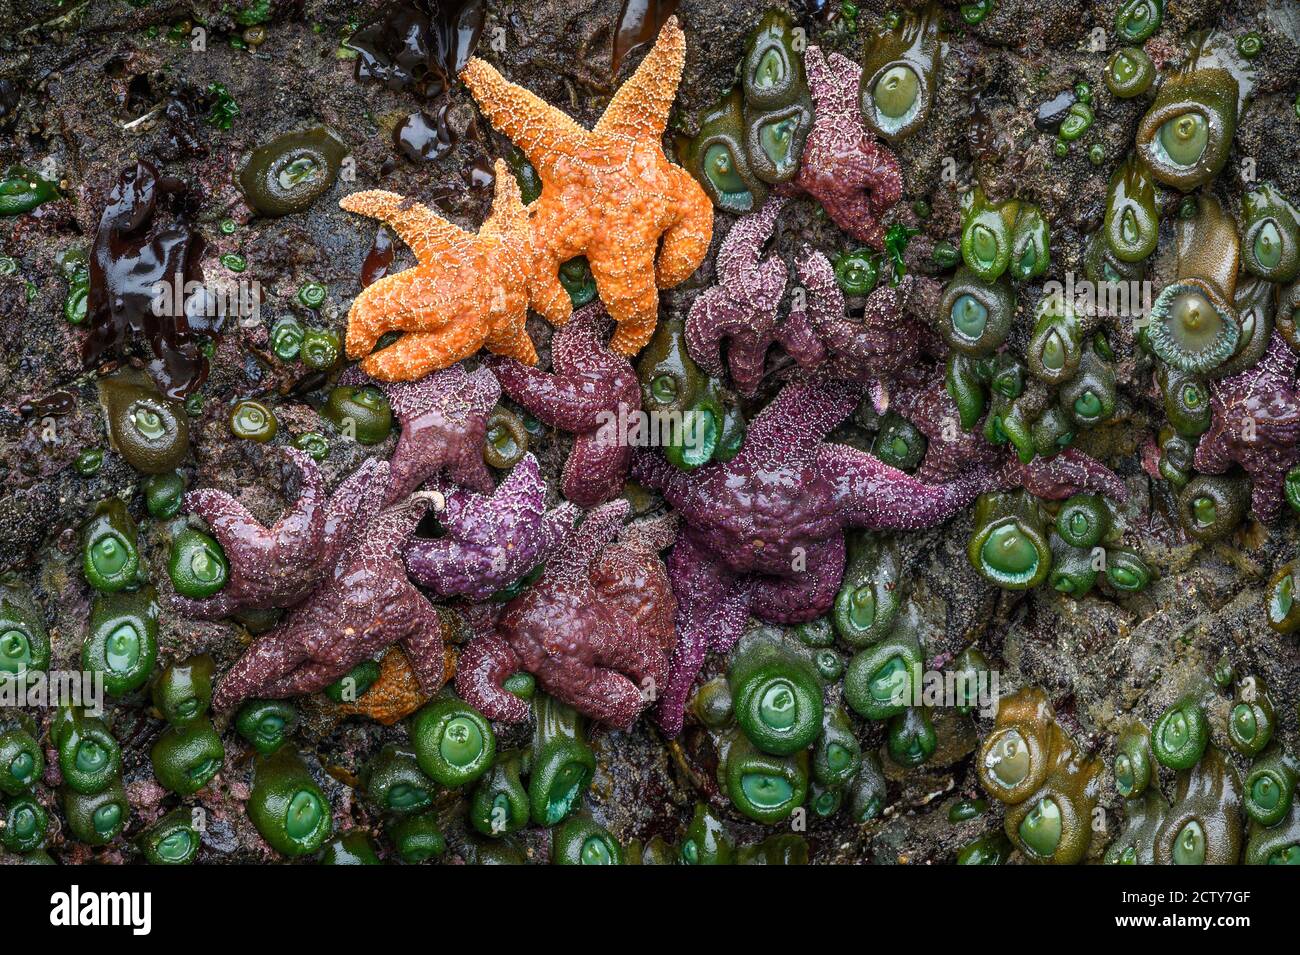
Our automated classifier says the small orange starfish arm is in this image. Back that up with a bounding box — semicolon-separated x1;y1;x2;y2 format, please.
339;191;469;263
460;59;588;181
657;163;715;288
595;17;686;141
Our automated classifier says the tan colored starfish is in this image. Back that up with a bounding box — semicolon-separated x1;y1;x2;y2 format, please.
462;16;713;355
340;158;537;381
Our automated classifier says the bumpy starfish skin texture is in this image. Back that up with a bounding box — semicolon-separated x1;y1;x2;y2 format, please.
172;449;383;619
685;196;823;394
485;303;641;506
792;246;942;393
781;46;903;249
213;478;447;710
454;501;678;729
892;375;1129;501
342;363;500;500
335;645;454;725
462;16;713;355
1194;332;1300;521
633;377;1005;734
404;453;580;600
340;158;537;381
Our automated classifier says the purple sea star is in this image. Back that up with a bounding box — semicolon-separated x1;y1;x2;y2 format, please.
779;46;903;250
1194;331;1300;521
342;363;500;502
632;375;1006;735
891;375;1128;500
213;472;446;710
171;449;385;619
454;501;678;729
403;452;580;600
790;246;942;403
484;302;640;506
684;195;823;395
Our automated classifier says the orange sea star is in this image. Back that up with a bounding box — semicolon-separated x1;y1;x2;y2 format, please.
340;158;536;381
462;16;713;355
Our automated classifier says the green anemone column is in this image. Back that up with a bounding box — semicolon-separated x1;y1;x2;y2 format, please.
967;491;1052;590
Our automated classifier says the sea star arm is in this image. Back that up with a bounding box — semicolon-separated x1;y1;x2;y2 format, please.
487;356;617;431
398;598;450;694
592;233;660;355
684;287;757;377
1016;448;1129;501
538;649;650;730
340;190;469;263
211;628;307;709
748;534;846;624
731;376;861;471
479;159;529;238
460;58;588;180
819;442;993;530
631;448;708;522
652;531;750;736
595;16;684;141
548;499;631;584
344;270;448;360
656;165;715;289
361;327;484;383
454;631;531;722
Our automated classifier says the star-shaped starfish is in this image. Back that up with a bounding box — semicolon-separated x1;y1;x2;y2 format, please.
485;303;641;506
213;476;447;710
462;16;713;355
404;452;580;600
633;376;1007;734
780;46;903;249
684;195;824;395
171;449;385;620
342;363;500;501
790;246;941;399
340;158;537;381
454;501;678;729
1194;332;1300;520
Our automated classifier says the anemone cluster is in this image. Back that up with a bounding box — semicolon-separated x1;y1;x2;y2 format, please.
1;0;1298;867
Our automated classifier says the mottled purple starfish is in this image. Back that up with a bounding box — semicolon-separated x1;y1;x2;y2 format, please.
791;246;942;407
1194;331;1300;521
172;449;385;619
684;195;823;395
213;470;446;710
632;376;1006;735
403;452;579;600
455;501;678;729
342;362;500;502
779;46;903;249
892;375;1128;500
484;303;640;506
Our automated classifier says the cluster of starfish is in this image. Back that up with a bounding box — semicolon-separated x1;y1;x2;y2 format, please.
342;17;712;381
184;368;515;709
683;192;936;400
177;16;1138;741
632;373;1127;734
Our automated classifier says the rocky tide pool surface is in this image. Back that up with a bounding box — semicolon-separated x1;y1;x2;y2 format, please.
0;0;1298;867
